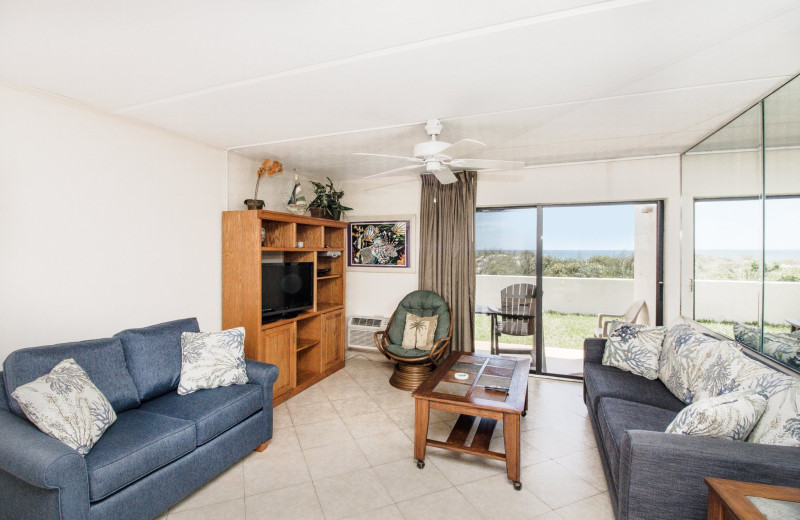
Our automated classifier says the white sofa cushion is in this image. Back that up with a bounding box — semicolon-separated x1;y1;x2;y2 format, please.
602;321;666;380
666;390;767;441
11;358;117;455
178;328;249;395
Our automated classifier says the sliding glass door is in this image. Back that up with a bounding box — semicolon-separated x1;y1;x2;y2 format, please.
475;202;663;378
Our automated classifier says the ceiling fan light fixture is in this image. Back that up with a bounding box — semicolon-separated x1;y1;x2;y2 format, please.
426;160;442;172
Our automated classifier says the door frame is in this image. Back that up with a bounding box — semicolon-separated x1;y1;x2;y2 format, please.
476;200;666;378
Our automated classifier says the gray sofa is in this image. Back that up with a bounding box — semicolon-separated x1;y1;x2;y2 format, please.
0;318;278;520
584;337;800;520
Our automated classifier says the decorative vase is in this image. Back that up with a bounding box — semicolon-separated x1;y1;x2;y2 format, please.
244;199;265;210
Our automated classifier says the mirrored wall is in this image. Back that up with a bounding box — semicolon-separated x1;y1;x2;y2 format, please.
681;73;800;371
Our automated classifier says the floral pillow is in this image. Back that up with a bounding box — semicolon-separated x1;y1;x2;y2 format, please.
178;328;249;395
748;377;800;446
602;321;666;380
11;358;117;455
666;390;767;441
401;313;438;351
762;333;800;370
658;323;727;403
691;343;782;402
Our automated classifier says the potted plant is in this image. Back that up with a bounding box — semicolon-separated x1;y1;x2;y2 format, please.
244;159;283;210
309;177;352;220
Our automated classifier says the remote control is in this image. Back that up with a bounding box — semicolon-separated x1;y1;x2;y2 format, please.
484;385;509;393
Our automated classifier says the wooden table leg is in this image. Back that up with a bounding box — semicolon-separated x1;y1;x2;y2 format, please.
706;487;724;520
503;412;521;489
414;399;430;468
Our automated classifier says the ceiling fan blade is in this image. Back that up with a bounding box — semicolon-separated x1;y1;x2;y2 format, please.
438;139;485;159
448;158;525;171
353;152;423;163
432;166;458;184
364;164;425;179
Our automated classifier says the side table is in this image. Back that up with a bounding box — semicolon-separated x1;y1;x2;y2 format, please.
706;477;800;519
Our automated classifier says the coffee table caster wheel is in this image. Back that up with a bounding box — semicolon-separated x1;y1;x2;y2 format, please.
513;481;522;491
417;460;425;469
522;411;527;417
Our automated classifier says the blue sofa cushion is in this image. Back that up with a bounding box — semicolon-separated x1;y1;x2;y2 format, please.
115;318;199;402
3;338;140;418
0;372;8;412
584;362;685;414
84;409;195;502
140;383;263;445
596;397;678;487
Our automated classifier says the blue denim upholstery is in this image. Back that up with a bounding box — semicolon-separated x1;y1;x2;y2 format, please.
140;383;262;445
0;318;278;520
0;372;8;412
87;413;267;520
115;318;199;401
3;337;141;417
584;361;684;413
0;408;89;519
85;410;196;502
584;337;800;520
596;397;677;487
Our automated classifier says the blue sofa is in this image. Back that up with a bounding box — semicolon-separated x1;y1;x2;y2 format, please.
0;318;278;520
584;337;800;520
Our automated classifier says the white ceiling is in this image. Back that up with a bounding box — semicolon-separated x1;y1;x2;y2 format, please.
2;0;799;180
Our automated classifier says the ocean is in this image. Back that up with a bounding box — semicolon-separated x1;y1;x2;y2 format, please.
477;249;633;259
476;249;800;262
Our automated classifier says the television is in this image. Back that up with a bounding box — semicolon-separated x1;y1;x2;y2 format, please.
261;262;314;323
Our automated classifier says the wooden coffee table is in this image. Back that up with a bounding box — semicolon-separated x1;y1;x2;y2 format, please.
411;351;530;490
706;477;800;519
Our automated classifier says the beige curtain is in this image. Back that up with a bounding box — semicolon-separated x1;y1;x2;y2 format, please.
419;171;476;353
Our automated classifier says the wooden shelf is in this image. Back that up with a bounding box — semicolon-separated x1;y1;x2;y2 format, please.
262;247;345;252
297;338;320;352
223;209;347;407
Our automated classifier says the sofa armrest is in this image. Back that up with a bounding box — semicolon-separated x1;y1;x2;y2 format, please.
618;430;800;520
0;409;89;519
584;337;607;364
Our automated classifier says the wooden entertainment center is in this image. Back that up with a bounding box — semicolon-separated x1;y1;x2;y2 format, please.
222;209;347;405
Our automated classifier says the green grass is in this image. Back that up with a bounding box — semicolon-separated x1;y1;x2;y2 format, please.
696;319;787;338
475;311;596;351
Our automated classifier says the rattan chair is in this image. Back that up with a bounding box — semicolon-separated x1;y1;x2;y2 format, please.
374;290;452;390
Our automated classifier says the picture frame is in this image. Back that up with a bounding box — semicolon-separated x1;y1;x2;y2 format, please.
347;216;415;272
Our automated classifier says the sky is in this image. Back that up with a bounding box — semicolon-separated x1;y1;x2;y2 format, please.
694;197;800;251
476;204;637;251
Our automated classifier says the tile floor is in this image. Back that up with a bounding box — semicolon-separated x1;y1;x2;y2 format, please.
157;352;613;520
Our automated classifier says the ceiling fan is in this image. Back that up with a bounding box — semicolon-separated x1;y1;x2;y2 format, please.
355;119;525;184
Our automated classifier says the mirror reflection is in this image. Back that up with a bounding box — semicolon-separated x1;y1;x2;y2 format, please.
681;73;800;372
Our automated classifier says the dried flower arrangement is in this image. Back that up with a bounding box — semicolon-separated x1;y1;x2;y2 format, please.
244;159;283;210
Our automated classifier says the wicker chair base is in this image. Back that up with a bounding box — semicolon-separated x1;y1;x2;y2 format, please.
389;361;434;391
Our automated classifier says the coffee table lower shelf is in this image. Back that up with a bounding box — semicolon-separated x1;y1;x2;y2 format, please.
414;401;523;490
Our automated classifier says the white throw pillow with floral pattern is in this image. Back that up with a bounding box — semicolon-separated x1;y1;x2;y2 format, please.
666;390;767;441
11;358;117;455
748;377;800;446
693;345;785;402
602;321;666;380
178;327;249;395
658;323;737;404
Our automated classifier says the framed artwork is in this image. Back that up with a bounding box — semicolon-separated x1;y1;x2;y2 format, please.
347;216;414;271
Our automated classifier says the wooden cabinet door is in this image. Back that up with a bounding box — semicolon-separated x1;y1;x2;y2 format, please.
321;311;344;370
262;323;296;396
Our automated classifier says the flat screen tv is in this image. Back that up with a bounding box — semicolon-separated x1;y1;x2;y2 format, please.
261;262;314;323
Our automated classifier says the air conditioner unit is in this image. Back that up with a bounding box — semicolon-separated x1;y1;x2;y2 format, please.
347;315;390;350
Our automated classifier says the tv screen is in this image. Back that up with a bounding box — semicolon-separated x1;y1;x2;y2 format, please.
261;262;314;322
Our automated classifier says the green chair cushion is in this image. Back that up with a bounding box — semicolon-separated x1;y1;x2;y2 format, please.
387;290;451;347
385;343;430;359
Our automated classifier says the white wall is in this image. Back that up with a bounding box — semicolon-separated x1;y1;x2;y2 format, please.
340;177;421;319
0;84;227;361
477;275;634;316
477;156;682;323
226;152;314;212
339;156;681;324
